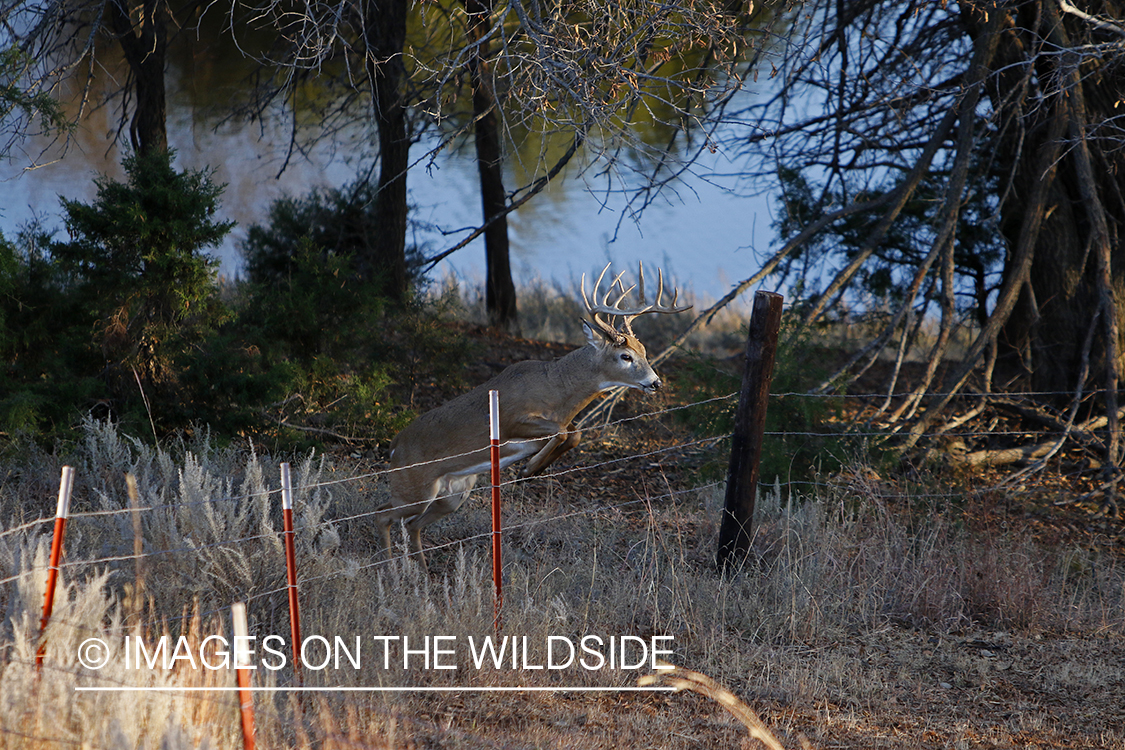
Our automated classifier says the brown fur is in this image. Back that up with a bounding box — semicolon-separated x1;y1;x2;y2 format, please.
377;325;658;567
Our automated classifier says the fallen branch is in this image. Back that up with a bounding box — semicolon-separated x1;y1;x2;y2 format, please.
953;440;1059;469
639;665;791;750
991;400;1101;448
276;420;379;445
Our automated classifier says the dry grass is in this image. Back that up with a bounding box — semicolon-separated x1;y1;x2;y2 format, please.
1;419;1123;748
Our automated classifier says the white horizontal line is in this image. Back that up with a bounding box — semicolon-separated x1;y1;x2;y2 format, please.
75;686;676;693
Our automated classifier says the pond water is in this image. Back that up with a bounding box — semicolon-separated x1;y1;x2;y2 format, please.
0;76;775;307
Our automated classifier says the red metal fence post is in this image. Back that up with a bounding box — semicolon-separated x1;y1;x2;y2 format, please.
489;390;503;631
231;602;257;750
37;465;75;669
279;463;302;677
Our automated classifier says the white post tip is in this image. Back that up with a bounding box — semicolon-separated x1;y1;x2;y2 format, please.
231;602;252;669
488;390;501;441
280;463;293;511
56;466;75;519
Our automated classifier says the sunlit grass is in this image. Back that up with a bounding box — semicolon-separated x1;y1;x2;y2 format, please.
1;420;1122;747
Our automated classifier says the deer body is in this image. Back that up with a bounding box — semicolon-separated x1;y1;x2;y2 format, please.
376;265;689;566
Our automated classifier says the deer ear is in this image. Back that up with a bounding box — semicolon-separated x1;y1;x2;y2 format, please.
582;319;611;346
581;319;600;346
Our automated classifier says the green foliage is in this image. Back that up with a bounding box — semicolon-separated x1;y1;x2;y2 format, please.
241;180;426;300
385;291;476;408
287;357;414;440
235;214;415;442
0;47;71;155
773;163;1005;321
0;226;103;438
53;149;232;327
231;181;478;444
238;238;384;363
45;150;234;433
672;327;847;484
0;159;473;448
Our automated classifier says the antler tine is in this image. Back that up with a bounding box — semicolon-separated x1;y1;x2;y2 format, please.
581;263;609;313
584;264;639;317
605;269;634;309
594;262;612;296
583;263;692;338
648;267;692;314
582;263;628;342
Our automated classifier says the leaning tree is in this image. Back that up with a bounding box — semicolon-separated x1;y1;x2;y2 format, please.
0;0;188;157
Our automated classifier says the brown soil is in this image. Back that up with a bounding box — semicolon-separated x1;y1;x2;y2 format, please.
314;625;1125;749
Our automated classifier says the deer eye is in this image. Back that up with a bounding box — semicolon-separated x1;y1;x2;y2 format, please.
621;353;633;363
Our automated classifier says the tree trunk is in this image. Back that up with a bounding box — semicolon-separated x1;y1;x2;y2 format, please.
364;0;409;303
106;0;168;156
983;2;1125;400
465;0;520;334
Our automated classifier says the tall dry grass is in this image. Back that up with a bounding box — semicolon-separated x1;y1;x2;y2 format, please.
0;420;1122;747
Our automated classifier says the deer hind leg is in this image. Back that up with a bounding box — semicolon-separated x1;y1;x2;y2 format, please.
519;427;581;477
377;475;442;561
404;474;478;568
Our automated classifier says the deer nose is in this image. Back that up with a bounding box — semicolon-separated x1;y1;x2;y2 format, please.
646;378;663;393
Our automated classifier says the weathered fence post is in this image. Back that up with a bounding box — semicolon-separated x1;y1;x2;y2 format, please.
489;390;503;632
717;291;784;571
125;473;146;624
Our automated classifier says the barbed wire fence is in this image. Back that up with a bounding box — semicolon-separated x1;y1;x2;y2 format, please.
1;371;1122;746
3;383;1117;591
3;382;1119;576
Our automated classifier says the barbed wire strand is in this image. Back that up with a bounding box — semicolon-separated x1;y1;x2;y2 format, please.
0;414;1109;588
20;387;1115;524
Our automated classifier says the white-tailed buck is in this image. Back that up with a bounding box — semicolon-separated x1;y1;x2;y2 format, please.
377;264;691;567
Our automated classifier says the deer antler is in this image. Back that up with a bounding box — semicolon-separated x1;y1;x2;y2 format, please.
581;263;692;340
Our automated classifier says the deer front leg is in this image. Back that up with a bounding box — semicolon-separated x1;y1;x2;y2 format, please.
519;425;581;477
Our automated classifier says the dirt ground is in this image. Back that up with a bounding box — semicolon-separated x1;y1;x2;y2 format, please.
308;623;1125;749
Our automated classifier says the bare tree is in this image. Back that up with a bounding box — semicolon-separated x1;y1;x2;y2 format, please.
719;0;1125;471
1;0;186;158
105;0;169;155
464;0;519;333
0;47;70;158
240;0;757;313
361;0;409;301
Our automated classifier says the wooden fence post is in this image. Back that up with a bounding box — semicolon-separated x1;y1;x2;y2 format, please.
37;466;75;668
488;390;503;631
717;291;784;571
125;473;146;624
